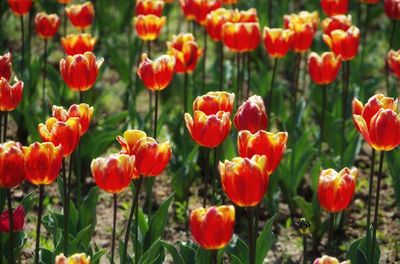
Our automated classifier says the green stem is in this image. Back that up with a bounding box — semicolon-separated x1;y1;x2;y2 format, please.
134;177;143;264
34;185;44;264
202;28;207;93
235;52;241;107
292;53;301;122
211;250;218;264
371;151;385;263
320;85;327;152
212;147;217;204
246;52;251;98
154;91;159;139
267;58;278;113
341;61;350;163
366;148;376;263
62;158;69;255
302;235;307;264
2;112;7;142
327;212;335;254
248;206;256;264
219;42;224;90
20;16;24;79
6;189;13;264
111;194;117;264
184;73;188;113
203;148;210;208
360;4;371;77
42;39;48;118
386;20;397;95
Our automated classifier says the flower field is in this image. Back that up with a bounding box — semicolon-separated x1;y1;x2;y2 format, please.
0;0;400;263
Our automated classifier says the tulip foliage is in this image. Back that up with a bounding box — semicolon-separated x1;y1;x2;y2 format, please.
0;0;399;264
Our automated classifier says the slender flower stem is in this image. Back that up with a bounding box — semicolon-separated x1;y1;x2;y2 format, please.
267;58;278;113
184;73;189;113
154;91;159;139
371;151;385;263
212;147;218;204
360;4;371;77
34;185;44;264
123;176;143;264
292;53;301;121
211;250;218;264
386;20;397;95
111;194;118;264
203;148;210;208
148;41;153;131
20;16;25;79
219;42;224;90
42;39;48;118
202;28;207;93
327;212;335;253
235;52;241;107
6;189;13;264
67;154;74;211
320;85;327;152
366;148;376;262
302;235;307;264
62;158;69;255
248;206;256;264
63;4;67;36
341;61;350;162
2;112;7;142
0;112;3;142
134;177;143;264
79;92;84;103
246;53;251;98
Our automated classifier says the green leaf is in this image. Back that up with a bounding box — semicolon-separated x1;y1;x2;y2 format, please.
225;235;249;264
21;192;37;212
177;241;197;264
256;214;277;264
161;241;185;264
347;227;380;264
139;238;162;264
92;249;107;264
39;248;54;264
195;247;211;264
387;149;400;208
78;187;99;246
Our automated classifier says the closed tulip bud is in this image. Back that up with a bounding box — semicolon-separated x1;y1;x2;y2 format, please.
55;253;91;264
38;117;81;157
0;77;24;112
323;26;360;61
66;2;95;30
185;110;231;148
7;0;32;16
317;168;357;213
237;130;288;175
263;27;294;58
388;49;400;78
192;0;221;25
219;155;269;207
205;8;233;41
34;13;61;39
168;33;203;73
321;15;352;36
23;142;63;185
0;52;12;81
308;52;342;85
222;22;261;52
193;91;235;115
60;52;104;92
52;104;94;136
61;34;97;56
136;0;165;17
134;14;166;41
234;95;268;133
313;256;350;264
0;141;25;188
384;0;400;19
180;0;196;20
321;0;349;16
190;205;235;250
0;206;24;232
137;53;176;91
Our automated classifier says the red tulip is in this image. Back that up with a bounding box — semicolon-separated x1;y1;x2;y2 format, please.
313;255;350;264
0;141;25;188
193;91;235;115
168;33;203;73
0;52;12;81
134;14;166;41
52;104;94;136
136;0;165;17
205;8;233;41
323;26;360;61
61;34;96;55
222;22;261;52
55;253;91;264
0;206;24;232
179;0;196;21
308;52;342;85
65;2;95;30
321;15;352;36
0;77;23;112
263;27;294;58
384;0;400;19
321;0;349;16
34;13;61;39
234;95;268;133
388;49;400;78
7;0;32;16
284;11;319;53
192;0;221;25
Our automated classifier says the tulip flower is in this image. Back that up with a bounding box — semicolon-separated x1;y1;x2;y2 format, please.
0;141;25;188
38;117;81;157
231;8;258;22
321;15;352;36
136;0;165;17
60;52;104;92
137;53;176;91
192;0;221;26
205;8;233;41
185;110;231;148
65;2;95;30
52;104;94;136
323;26;360;61
57;0;72;3
168;33;203;73
237;130;288;175
0;206;24;232
134;14;166;41
284;11;319;53
193;91;235;115
0;77;24;112
34;13;61;39
7;0;32;16
263;27;294;59
321;0;349;16
180;0;196;20
384;0;400;19
234;95;268;133
61;34;97;55
308;52;342;85
388;49;400;78
0;52;12;81
313;255;350;264
222;0;237;4
55;253;91;264
222;22;261;53
190;205;235;250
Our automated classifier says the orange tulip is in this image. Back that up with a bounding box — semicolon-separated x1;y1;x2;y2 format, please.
321;0;349;16
190;205;235;250
323;26;360;61
60;52;104;92
34;13;61;39
65;2;95;30
193;91;235;115
0;52;12;81
7;0;32;16
313;255;350;264
384;0;400;19
185;110;231;148
317;168;357;213
52;104;94;136
219;155;269;207
179;0;196;20
263;27;294;58
168;33;203;73
61;33;96;56
91;154;136;193
134;14;166;41
308;52;342;85
388;49;400;78
116;130;172;177
137;53;176;91
0;77;23;112
237;130;288;175
321;15;352;36
192;0;221;25
284;11;319;53
234;95;267;133
136;0;165;17
23;142;63;185
222;22;261;52
55;253;90;264
38;117;81;157
0;141;25;188
205;8;233;41
352;94;400;151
